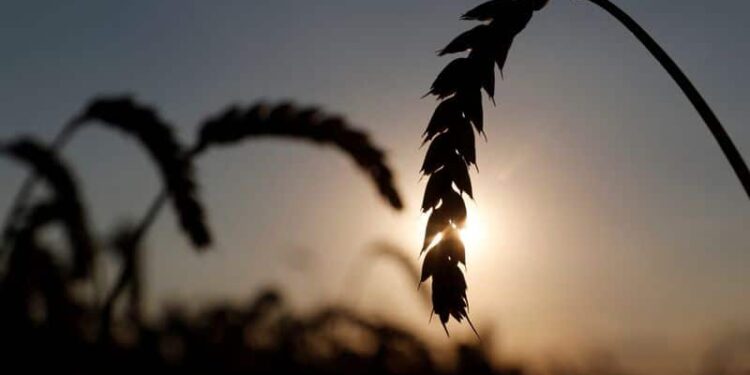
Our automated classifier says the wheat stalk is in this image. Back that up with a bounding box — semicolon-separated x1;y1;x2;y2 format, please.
419;0;544;336
581;0;750;199
132;101;403;248
97;221;143;340
1;199;79;328
70;96;212;248
128;102;404;249
0;124;77;257
97;102;404;333
194;102;403;209
0;138;95;279
420;0;749;336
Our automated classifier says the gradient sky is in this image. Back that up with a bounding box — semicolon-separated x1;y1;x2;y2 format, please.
1;1;749;373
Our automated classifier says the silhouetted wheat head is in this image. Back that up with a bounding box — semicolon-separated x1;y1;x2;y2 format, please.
0;98;406;346
0;138;95;279
71;96;212;248
419;0;546;334
195;103;403;210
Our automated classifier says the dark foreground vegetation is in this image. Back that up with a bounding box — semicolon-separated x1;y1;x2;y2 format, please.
0;280;525;375
2;0;748;372
0;95;626;375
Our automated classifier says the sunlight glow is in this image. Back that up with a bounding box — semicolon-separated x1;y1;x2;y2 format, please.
458;213;486;252
426;232;444;251
418;203;490;257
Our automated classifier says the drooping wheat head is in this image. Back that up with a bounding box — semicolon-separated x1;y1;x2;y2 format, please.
194;102;403;210
419;0;545;335
1;138;95;279
71;96;212;248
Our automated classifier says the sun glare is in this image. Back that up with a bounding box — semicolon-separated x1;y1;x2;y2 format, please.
419;205;488;256
458;211;486;251
426;232;444;251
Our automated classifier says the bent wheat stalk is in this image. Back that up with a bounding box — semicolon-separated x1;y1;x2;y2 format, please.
99;222;143;339
100;102;403;326
0;124;77;256
70;97;211;247
420;0;748;335
129;102;403;250
582;0;750;199
1;96;211;252
0;138;95;279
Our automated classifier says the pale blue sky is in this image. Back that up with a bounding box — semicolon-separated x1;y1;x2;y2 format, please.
1;1;749;373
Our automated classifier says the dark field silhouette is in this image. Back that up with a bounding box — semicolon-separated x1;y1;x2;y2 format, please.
1;1;748;374
417;0;748;335
2;242;750;375
0;95;407;373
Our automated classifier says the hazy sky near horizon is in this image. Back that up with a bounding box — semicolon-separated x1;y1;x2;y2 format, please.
1;1;749;373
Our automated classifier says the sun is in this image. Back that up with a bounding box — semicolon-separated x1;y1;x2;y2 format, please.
458;207;487;253
417;205;488;255
458;210;486;251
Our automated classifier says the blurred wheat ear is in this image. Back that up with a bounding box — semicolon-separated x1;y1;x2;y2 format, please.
109;102;403;287
194;102;403;209
71;96;212;248
0;138;95;279
418;0;543;335
55;100;402;338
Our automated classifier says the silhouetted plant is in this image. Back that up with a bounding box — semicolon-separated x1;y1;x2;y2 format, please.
0;138;95;279
581;0;750;199
122;101;404;265
419;0;749;335
0;124;77;256
419;0;545;335
0;97;211;253
0;96;404;339
70;97;212;248
102;221;144;331
194;102;402;209
0;198;86;335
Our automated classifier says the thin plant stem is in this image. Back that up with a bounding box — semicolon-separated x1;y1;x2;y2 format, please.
125;147;201;252
99;148;198;331
586;0;750;199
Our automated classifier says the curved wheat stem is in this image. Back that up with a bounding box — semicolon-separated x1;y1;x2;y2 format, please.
1;96;212;252
129;102;404;249
99;102;404;328
584;0;750;199
98;222;143;340
0;123;77;257
0;138;95;279
70;96;212;247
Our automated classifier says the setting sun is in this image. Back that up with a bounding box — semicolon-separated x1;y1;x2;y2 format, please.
419;204;488;256
458;207;486;254
458;221;483;250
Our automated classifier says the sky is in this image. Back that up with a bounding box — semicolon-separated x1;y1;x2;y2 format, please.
1;1;749;373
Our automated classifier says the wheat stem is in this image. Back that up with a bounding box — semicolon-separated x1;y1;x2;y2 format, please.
0;121;78;256
585;0;750;199
99;154;185;332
